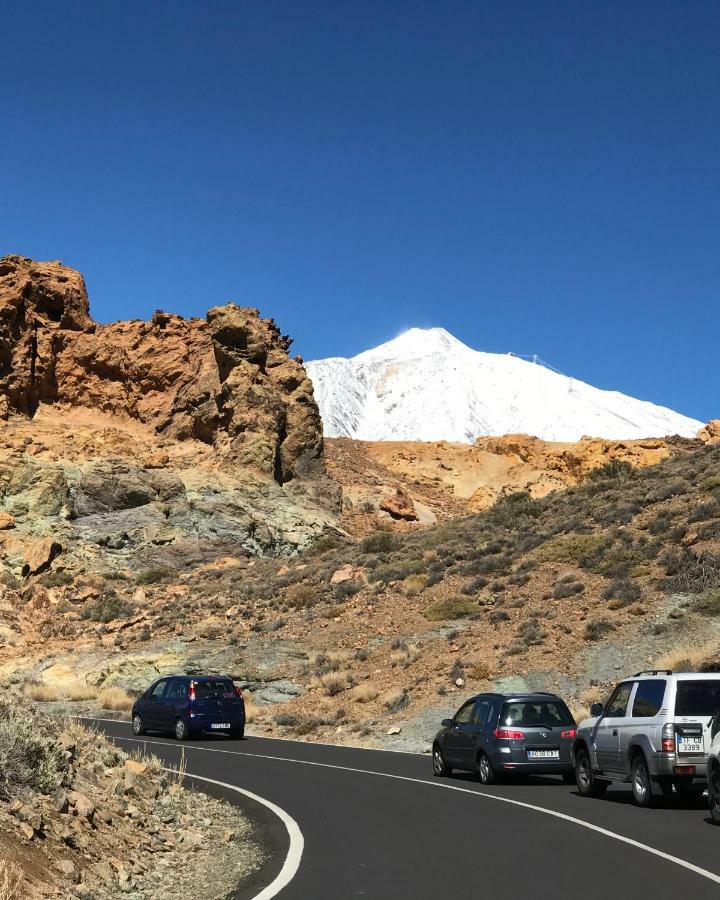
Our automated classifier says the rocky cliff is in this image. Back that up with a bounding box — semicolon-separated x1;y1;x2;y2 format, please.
0;255;340;586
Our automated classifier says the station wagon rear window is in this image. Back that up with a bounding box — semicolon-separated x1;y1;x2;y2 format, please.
193;680;235;699
675;680;720;717
500;701;574;728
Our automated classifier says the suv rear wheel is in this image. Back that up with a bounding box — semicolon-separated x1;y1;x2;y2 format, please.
631;753;653;807
132;714;145;736
575;747;607;798
708;766;720;824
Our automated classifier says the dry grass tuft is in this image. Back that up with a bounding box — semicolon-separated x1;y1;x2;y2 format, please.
318;671;354;696
351;683;379;704
23;679;98;703
99;687;134;711
402;574;428;596
390;643;421;667
655;641;720;672
243;692;258;724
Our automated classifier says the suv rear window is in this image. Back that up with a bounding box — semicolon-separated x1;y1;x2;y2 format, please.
632;679;666;717
675;680;720;717
193;680;235;699
500;700;574;728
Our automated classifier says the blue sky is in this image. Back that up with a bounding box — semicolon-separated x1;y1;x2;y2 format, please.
1;1;718;421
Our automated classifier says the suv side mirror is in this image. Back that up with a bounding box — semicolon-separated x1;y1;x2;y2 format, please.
441;718;453;728
590;702;604;718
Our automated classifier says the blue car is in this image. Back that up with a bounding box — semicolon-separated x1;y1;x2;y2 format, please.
131;675;246;741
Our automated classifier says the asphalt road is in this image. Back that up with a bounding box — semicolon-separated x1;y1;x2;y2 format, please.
92;720;720;899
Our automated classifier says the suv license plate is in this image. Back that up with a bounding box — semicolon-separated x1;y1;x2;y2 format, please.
211;723;231;730
527;750;559;759
677;736;703;754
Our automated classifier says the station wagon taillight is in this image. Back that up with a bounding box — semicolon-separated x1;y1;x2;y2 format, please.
188;683;196;702
560;729;576;739
234;685;243;699
494;728;525;740
661;723;675;753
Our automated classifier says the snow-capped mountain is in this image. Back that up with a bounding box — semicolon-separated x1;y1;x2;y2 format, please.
306;327;703;443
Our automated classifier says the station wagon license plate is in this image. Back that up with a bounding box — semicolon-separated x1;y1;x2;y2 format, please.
527;750;560;759
211;723;231;730
677;736;703;754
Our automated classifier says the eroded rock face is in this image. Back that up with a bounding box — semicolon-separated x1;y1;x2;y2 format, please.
698;420;720;444
0;256;324;484
0;256;340;576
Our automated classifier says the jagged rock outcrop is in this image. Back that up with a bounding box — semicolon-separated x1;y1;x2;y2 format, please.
0;255;323;484
698;420;720;445
0;255;340;575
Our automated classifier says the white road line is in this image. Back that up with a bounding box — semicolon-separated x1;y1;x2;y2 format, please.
116;734;720;888
161;768;303;900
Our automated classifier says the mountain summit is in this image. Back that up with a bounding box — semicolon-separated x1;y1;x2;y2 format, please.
306;328;703;443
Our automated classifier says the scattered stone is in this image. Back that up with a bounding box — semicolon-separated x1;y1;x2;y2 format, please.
380;489;418;521
387;725;402;735
0;511;15;529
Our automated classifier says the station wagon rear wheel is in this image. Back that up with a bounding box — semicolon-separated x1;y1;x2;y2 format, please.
132;714;145;736
432;745;452;777
477;753;496;785
709;767;720;824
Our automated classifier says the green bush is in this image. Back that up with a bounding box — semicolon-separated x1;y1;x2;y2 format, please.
361;531;400;553
602;578;641;605
693;591;720;616
586;460;634;482
423;596;478;621
135;567;173;585
81;593;135;623
532;533;607;564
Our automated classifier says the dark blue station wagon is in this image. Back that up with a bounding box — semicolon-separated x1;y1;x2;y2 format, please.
132;675;246;741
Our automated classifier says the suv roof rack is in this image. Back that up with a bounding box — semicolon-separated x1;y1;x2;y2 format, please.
633;669;672;677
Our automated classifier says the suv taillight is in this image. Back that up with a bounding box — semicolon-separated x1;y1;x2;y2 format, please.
234;685;243;699
560;729;576;739
661;723;675;753
494;728;525;740
188;683;196;702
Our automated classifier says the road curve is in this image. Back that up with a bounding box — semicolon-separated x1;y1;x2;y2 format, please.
91;720;720;899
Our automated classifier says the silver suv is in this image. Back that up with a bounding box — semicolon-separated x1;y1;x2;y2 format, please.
572;670;720;806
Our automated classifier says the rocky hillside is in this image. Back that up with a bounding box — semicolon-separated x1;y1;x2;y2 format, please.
0;698;259;898
326;433;676;534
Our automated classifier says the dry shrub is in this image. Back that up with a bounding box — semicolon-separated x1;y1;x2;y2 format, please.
382;687;409;712
99;687;134;711
243;692;258;724
319;671;353;696
568;702;590;724
286;583;318;608
655;641;720;672
24;679;98;703
23;682;60;703
0;860;22;900
532;533;607;564
423;596;477;621
390;643;421;667
403;574;428;596
0;699;66;798
466;660;492;681
351;683;379;704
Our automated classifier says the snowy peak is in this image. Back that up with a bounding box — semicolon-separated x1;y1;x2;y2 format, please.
306;328;703;444
353;327;469;362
